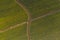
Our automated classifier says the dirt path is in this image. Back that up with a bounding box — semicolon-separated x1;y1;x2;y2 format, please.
0;22;26;33
0;0;60;40
0;9;60;33
32;9;60;21
15;0;31;40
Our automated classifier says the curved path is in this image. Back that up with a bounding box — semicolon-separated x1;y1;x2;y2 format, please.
15;0;32;40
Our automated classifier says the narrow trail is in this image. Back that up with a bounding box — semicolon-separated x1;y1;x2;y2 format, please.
32;9;60;21
0;0;60;40
0;9;60;33
15;0;31;40
0;22;26;33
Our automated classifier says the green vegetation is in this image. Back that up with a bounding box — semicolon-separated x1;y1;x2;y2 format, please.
20;0;60;18
0;24;27;40
0;0;60;40
0;0;27;30
31;13;60;40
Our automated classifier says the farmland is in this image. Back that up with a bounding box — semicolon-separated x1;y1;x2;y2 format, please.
19;0;60;18
0;0;27;30
0;0;60;40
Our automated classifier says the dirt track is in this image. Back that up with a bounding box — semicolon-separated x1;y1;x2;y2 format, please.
15;0;31;40
0;0;60;40
0;9;60;33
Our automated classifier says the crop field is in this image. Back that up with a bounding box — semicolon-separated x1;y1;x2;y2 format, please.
0;0;60;40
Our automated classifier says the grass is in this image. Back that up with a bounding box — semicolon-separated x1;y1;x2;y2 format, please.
0;24;27;40
0;0;60;40
0;0;27;30
31;12;60;40
19;0;60;18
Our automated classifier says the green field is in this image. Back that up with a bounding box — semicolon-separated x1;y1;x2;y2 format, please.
0;24;27;40
31;13;60;40
19;0;60;18
0;0;27;30
0;0;60;40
